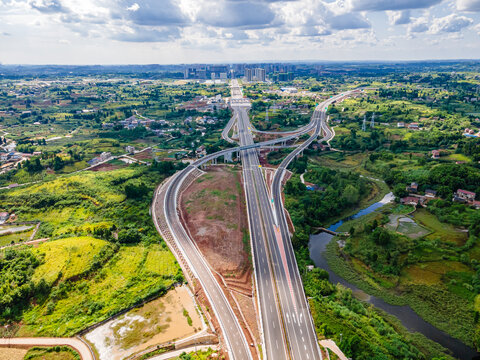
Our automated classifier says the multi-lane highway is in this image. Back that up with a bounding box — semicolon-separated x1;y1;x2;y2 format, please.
268;93;352;360
154;78;355;359
231;81;324;360
230;81;355;360
233;99;289;359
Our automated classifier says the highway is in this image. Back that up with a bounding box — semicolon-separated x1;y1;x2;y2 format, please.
154;78;355;359
233;103;289;359
231;81;355;359
231;82;321;360
268;93;351;360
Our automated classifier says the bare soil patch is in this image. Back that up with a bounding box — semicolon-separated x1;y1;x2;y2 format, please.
0;348;27;360
90;163;123;172
180;165;260;355
180;166;250;276
132;148;153;161
85;286;203;360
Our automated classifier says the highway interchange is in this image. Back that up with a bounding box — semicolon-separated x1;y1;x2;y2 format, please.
154;79;355;359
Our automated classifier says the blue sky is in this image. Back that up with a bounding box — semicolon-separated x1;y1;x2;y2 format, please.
0;0;479;64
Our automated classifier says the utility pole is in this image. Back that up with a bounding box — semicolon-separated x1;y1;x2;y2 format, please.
370;113;375;128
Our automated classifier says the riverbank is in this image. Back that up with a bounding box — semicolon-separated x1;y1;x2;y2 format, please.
308;198;480;359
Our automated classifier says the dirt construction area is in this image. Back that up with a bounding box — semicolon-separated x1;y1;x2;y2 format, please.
180;166;250;279
180;165;261;348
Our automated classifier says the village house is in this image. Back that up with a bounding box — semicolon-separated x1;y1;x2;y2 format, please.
196;145;206;158
406;182;418;193
0;212;9;223
397;122;405;128
456;189;476;202
425;189;437;198
431;150;440;159
408;123;420;130
400;196;420;206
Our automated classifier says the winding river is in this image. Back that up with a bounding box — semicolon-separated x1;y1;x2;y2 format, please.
308;194;479;360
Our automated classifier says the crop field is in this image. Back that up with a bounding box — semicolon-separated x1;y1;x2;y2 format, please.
31;237;108;284
19;239;179;337
395;218;430;239
0;164;183;337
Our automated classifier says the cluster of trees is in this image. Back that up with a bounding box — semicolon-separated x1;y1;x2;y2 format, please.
332;129;385;151
389;163;480;199
285;166;369;249
459;138;480;162
287;195;453;359
0;249;49;322
150;160;186;177
344;218;410;276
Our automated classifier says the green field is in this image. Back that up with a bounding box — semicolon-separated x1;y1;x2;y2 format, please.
0;165;183;337
414;208;468;245
18;237;179;336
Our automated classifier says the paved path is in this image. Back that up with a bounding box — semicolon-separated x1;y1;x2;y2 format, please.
149;345;219;360
0;337;94;360
319;340;348;360
0;238;49;250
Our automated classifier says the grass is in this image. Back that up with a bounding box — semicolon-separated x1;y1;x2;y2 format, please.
0;229;34;246
414;208;468;245
445;153;472;162
24;346;80;360
324;237;477;347
183;308;193;326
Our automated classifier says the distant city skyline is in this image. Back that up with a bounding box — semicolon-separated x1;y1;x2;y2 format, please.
1;0;480;64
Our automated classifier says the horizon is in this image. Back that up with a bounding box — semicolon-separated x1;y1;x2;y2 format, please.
1;0;480;65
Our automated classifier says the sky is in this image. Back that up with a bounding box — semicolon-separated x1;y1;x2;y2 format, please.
0;0;480;64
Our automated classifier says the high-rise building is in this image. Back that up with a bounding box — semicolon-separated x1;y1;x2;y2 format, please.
245;68;253;82
254;68;266;82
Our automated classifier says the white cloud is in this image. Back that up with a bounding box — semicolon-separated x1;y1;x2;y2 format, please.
126;3;139;11
329;13;370;30
0;0;479;63
30;0;68;13
408;16;429;32
457;0;480;11
429;13;473;33
196;1;277;29
388;10;411;25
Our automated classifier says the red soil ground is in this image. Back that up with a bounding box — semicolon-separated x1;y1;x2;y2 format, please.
89;163;123;172
179;165;260;357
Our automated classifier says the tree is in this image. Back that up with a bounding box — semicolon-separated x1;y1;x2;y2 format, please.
393;184;408;198
117;229;141;244
125;183;149;199
343;184;359;204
